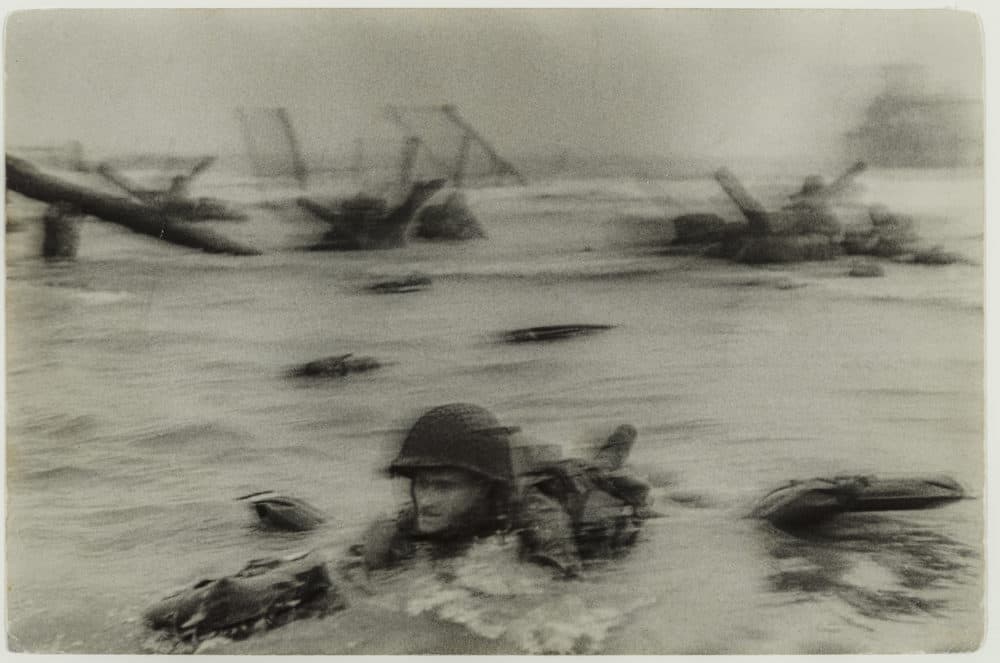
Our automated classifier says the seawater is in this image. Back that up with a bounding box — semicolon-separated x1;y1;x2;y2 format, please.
3;169;984;653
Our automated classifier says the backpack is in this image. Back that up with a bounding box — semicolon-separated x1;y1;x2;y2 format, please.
517;457;650;568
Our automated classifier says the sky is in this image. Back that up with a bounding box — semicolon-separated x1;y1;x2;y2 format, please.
2;7;985;168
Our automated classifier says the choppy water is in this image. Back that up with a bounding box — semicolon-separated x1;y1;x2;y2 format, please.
4;168;984;653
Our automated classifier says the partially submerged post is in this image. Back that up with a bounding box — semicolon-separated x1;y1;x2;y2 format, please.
397;136;422;194
41;202;80;260
440;105;526;185
275;108;309;189
713;168;771;236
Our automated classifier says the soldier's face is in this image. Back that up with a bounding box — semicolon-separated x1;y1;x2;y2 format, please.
411;468;489;535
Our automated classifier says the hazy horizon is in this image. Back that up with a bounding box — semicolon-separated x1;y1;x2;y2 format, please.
4;9;984;174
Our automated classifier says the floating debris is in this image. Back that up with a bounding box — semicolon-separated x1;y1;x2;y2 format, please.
287;353;382;378
751;474;966;529
497;324;616;344
144;551;343;650
368;273;432;294
237;491;326;531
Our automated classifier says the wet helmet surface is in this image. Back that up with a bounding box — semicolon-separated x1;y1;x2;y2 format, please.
390;403;515;484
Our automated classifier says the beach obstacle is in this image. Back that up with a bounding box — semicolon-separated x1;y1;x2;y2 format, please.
6;155;261;256
41;202;81;260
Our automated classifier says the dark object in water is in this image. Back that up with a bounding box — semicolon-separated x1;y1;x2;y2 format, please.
751;474;966;528
298;179;447;250
910;246;962;265
848;261;885;278
412;190;487;240
41;202;81;260
498;324;615;344
96;161;247;222
5;155;260;255
368;273;432;294
144;551;342;646
238;491;326;531
288;353;382;378
729;233;842;264
709;163;865;264
670;213;730;245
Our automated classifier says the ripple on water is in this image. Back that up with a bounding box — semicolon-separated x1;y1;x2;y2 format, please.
128;422;248;449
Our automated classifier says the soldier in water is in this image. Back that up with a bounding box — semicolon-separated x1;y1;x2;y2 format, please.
350;403;651;578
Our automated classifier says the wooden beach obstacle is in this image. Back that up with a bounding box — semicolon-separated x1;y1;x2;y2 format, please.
41;202;81;260
95;157;248;222
6;155;261;256
298;178;447;250
390;104;526;241
709;165;866;263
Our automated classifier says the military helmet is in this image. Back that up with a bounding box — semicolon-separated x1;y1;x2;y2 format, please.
389;403;516;484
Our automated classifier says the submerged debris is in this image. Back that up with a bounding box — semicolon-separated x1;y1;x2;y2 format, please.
288;353;382;378
368;273;432;294
497;324;616;344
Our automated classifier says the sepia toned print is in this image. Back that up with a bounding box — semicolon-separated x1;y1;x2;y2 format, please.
3;7;984;655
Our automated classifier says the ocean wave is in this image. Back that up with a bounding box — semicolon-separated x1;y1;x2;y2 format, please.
19;465;101;483
128;422;247;449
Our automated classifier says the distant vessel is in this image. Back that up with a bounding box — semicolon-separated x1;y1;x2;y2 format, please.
845;64;982;168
